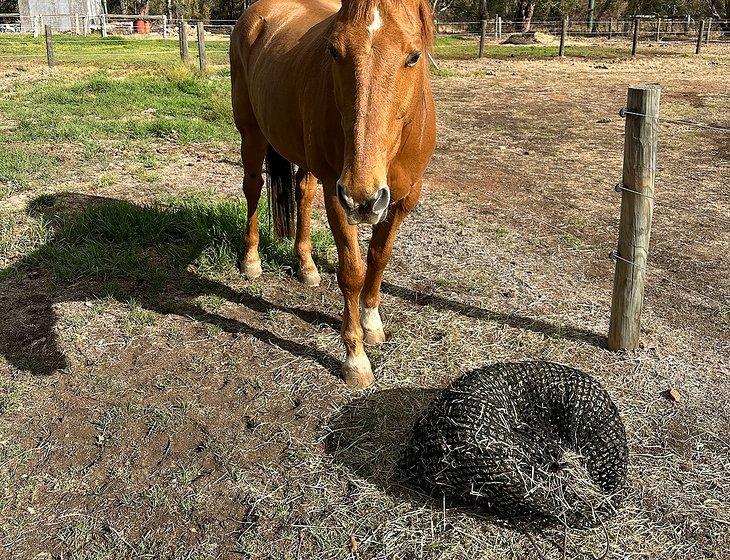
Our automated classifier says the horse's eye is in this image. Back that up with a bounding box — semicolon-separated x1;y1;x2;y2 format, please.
328;44;341;61
406;51;421;67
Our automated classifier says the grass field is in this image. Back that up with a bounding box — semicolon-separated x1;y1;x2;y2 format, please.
0;31;707;66
1;33;729;560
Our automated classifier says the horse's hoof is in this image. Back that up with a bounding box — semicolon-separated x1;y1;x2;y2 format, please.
242;259;262;279
364;327;386;346
342;353;374;389
297;267;321;287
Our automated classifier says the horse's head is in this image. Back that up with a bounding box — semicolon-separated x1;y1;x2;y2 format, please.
328;0;433;224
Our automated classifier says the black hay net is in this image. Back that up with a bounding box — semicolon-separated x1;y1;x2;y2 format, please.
400;362;629;529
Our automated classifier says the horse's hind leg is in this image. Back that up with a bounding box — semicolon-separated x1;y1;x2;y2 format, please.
295;168;321;287
238;126;268;279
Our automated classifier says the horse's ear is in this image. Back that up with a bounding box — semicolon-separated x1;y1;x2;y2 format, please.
418;0;434;52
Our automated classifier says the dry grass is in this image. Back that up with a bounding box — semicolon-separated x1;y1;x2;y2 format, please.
0;43;729;559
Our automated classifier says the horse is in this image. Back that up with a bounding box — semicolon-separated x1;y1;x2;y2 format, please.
230;0;436;388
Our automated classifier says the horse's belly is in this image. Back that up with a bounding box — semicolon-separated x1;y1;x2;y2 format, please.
237;0;336;173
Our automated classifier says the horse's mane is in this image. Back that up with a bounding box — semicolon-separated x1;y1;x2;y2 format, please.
339;0;434;51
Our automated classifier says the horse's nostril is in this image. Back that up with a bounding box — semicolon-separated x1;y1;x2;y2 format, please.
337;182;354;212
372;186;390;213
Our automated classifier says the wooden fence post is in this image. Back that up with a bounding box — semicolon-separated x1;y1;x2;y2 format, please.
44;24;54;68
197;21;207;72
705;18;711;44
498;15;502;39
685;14;691;34
631;17;639;56
608;18;613;39
608;85;661;351
179;20;189;62
162;15;168;38
559;18;567;57
101;15;107;37
655;17;660;41
695;19;704;54
479;19;487;58
74;13;80;35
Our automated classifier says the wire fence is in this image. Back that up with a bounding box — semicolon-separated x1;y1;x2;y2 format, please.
435;17;730;43
611;107;729;316
435;94;729;329
1;13;729;43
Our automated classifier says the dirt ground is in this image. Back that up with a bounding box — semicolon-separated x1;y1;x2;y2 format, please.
1;48;729;558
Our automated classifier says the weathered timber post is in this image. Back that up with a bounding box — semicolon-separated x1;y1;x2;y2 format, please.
631;17;639;56
44;24;54;68
74;13;80;35
497;15;502;38
559;18;567;57
197;21;207;72
696;19;704;53
479;19;487;58
608;85;661;351
655;17;660;41
179;20;189;62
705;18;711;44
101;15;107;37
33;15;39;38
608;18;613;39
685;14;691;34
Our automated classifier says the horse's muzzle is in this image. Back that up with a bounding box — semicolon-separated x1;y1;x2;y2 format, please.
336;183;390;225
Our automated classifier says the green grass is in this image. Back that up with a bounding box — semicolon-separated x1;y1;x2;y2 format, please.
0;34;230;67
0;146;56;199
21;192;334;284
0;68;235;144
432;35;674;60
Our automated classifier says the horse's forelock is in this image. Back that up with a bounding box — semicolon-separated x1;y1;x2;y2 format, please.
339;0;434;51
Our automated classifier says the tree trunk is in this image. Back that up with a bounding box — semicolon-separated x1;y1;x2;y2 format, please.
518;0;535;32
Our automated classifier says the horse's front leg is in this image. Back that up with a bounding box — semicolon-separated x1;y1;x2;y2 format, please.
324;183;372;388
361;183;421;345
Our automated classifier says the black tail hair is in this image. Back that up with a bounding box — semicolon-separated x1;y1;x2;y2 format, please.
265;145;296;239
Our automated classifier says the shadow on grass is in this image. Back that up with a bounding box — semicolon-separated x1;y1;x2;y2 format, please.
325;387;517;531
0;192;341;376
381;282;607;349
325;387;440;492
1;192;605;379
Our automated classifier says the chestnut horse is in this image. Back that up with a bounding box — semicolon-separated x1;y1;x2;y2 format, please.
230;0;436;387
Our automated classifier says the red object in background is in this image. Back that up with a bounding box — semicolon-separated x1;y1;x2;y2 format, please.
134;19;152;33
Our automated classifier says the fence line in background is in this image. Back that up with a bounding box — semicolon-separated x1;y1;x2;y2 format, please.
433;17;730;43
1;14;729;43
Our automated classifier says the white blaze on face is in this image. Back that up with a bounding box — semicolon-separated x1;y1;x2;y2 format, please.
367;6;382;34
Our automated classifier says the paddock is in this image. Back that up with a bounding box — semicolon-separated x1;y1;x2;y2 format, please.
0;31;728;559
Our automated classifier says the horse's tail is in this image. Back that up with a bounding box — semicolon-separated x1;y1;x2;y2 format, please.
265;145;296;239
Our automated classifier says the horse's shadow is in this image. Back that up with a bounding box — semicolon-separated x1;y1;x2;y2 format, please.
0;192;343;377
0;192;605;379
324;387;440;495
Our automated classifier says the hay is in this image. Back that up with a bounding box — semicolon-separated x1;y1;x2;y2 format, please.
400;361;628;528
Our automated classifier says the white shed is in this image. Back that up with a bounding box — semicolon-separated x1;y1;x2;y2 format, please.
19;0;105;33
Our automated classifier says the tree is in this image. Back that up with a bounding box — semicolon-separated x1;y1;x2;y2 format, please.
517;0;536;30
